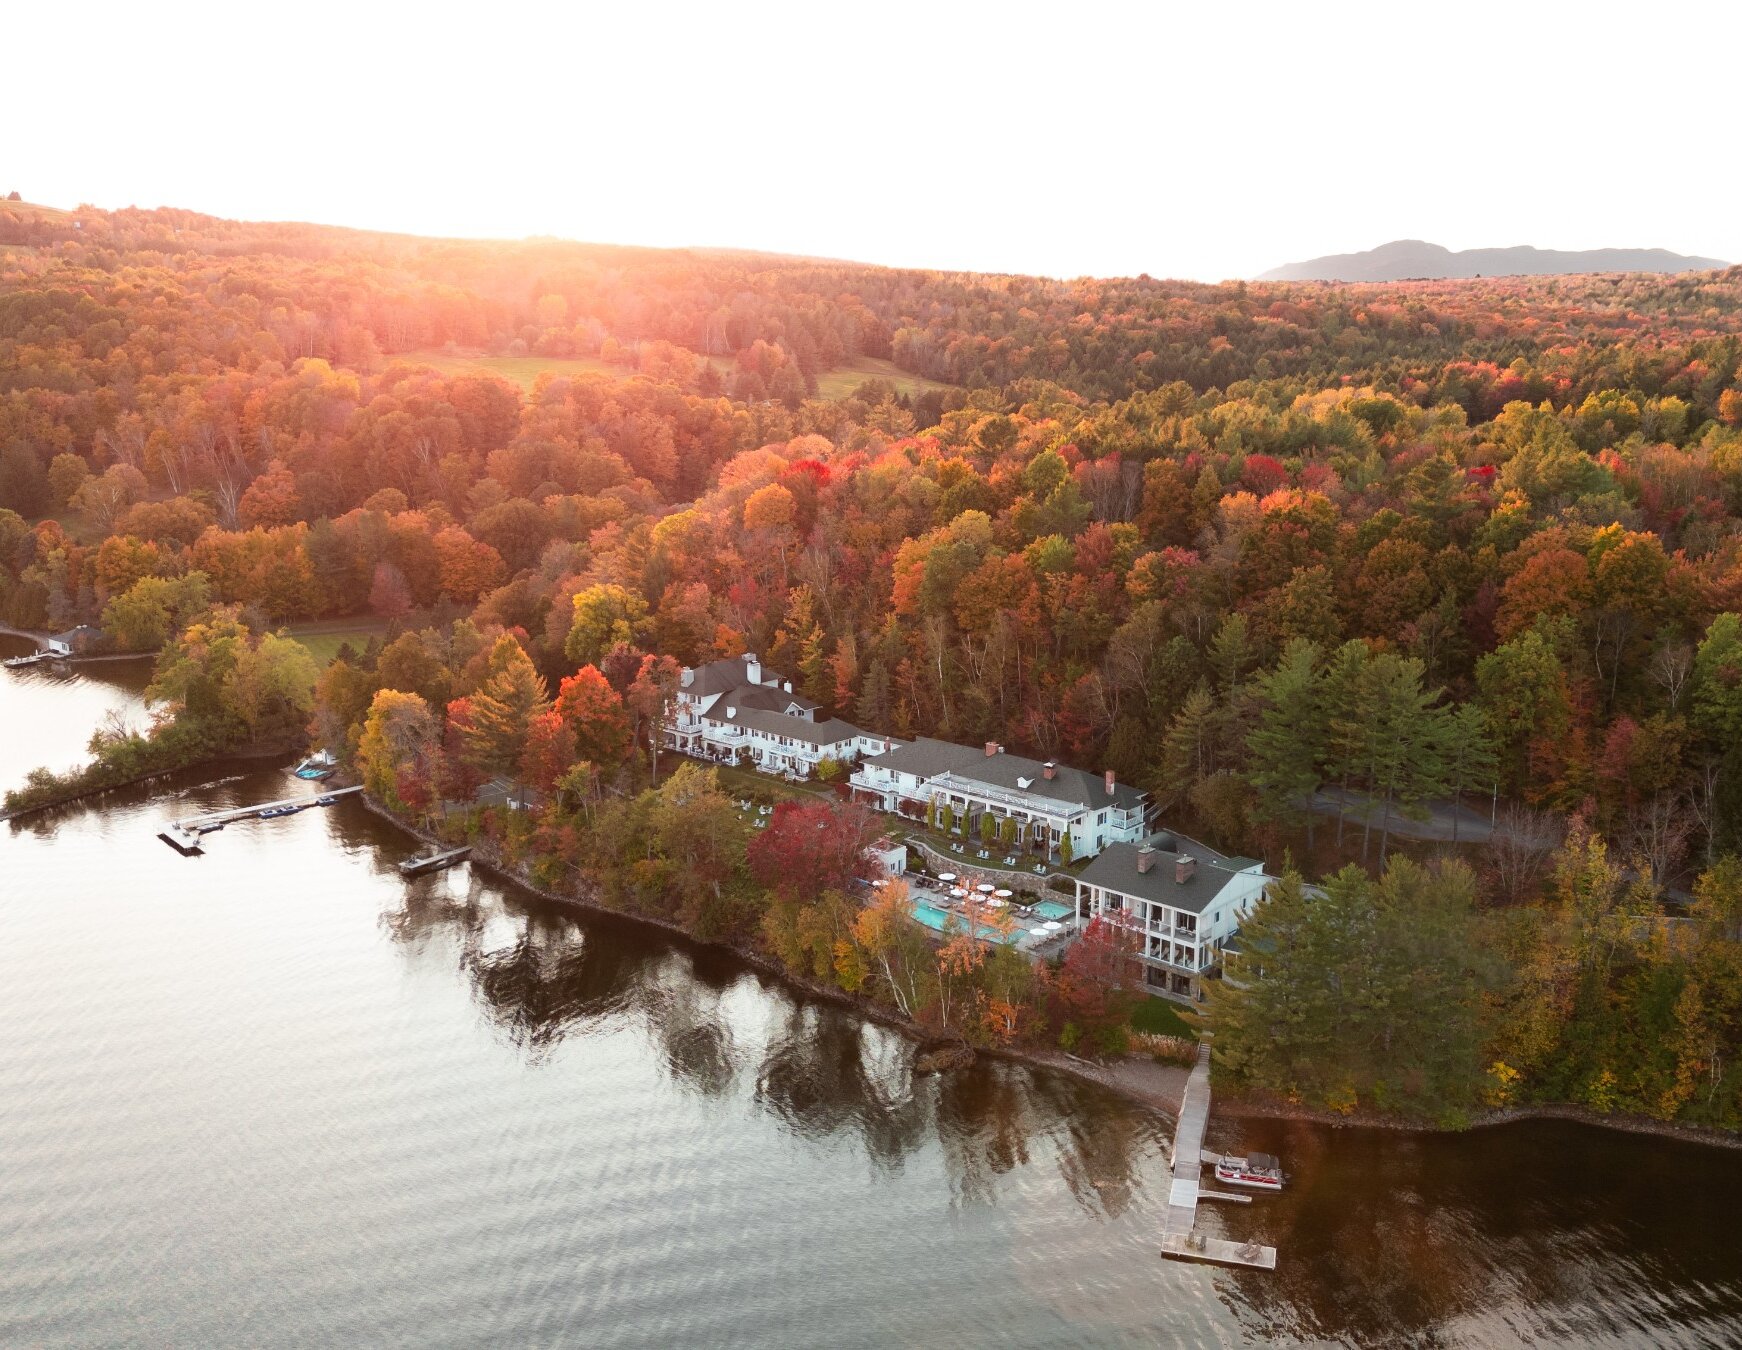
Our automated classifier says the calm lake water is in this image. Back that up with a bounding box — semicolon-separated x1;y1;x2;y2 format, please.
4;659;1742;1347
0;633;153;788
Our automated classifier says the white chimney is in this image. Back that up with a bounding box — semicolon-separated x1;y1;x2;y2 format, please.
744;653;762;684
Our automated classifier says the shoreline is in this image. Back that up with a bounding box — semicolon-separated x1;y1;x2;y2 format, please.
354;792;1742;1154
1;744;299;824
1213;1089;1742;1152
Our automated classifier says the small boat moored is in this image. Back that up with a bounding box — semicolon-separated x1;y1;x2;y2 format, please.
1214;1152;1285;1191
294;750;338;780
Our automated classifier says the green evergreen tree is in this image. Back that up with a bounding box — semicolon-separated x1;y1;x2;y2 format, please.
462;635;551;792
1246;638;1327;846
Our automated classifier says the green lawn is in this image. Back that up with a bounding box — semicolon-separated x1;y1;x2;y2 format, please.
282;617;391;666
386;348;626;391
669;757;836;804
814;356;955;401
1131;998;1196;1038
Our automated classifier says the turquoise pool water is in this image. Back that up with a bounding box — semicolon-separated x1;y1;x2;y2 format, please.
1034;901;1075;921
911;902;1023;944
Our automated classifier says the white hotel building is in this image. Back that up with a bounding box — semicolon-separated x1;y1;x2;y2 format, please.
1075;838;1274;1000
849;737;1150;861
665;654;899;776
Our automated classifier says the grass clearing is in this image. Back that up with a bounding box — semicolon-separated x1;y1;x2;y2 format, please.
283;617;391;666
386;346;952;403
815;356;955;401
387;348;627;391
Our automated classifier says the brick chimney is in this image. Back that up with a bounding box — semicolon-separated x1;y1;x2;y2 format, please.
985;741;999;757
1136;845;1155;874
1175;855;1195;884
1043;761;1056;781
1104;769;1116;796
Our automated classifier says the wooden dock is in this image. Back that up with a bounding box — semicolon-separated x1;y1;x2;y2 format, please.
399;846;470;876
2;649;62;668
1159;1044;1278;1271
158;785;362;853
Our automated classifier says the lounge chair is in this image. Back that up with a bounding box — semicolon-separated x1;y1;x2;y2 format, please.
1003;855;1016;866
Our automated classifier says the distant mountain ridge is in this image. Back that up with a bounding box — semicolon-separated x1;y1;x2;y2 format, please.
1258;239;1730;282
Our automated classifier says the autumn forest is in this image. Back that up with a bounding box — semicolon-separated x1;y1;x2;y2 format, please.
6;199;1742;1129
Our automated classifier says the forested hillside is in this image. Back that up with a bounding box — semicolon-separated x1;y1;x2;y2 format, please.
7;202;1742;1126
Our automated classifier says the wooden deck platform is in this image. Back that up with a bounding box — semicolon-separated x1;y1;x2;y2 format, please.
3;649;62;668
399;846;470;875
159;785;362;853
1159;1043;1278;1271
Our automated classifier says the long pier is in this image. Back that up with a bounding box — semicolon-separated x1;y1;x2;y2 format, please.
1159;1043;1278;1270
159;785;362;853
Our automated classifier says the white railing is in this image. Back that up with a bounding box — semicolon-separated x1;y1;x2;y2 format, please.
929;772;1082;818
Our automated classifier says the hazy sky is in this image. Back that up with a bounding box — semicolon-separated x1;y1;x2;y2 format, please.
8;0;1736;280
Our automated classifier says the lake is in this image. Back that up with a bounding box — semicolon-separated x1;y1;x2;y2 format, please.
4;656;1741;1347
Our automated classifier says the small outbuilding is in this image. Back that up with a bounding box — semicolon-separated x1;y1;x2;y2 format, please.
864;836;907;879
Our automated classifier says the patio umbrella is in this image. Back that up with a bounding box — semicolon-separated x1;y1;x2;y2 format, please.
950;887;968;897
976;883;995;893
1042;920;1063;932
994;889;1013;898
1029;927;1050;937
937;872;956;882
985;897;1007;908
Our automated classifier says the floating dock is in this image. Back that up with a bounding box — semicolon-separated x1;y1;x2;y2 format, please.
3;649;62;668
1159;1044;1278;1270
158;785;362;853
399;846;470;876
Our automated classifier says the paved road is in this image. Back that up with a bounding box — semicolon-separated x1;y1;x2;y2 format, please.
1307;787;1497;843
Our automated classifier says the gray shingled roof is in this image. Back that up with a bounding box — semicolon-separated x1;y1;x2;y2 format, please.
861;739;1147;812
684;656;763;697
1077;841;1263;915
726;684;820;715
859;736;980;780
705;706;866;748
947;751;1146;812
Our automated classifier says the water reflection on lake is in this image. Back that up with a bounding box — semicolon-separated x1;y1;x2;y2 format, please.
0;632;152;791
4;676;1742;1346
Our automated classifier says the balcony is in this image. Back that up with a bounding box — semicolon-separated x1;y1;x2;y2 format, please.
927;771;1079;819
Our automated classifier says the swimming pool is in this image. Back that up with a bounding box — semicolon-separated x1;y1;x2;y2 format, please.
1034;901;1075;922
911;902;1023;944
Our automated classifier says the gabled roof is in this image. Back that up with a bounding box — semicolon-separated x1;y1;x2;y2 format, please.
860;739;1146;812
860;736;981;780
683;655;769;697
1077;840;1268;916
727;683;819;715
946;751;1146;812
706;705;867;748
